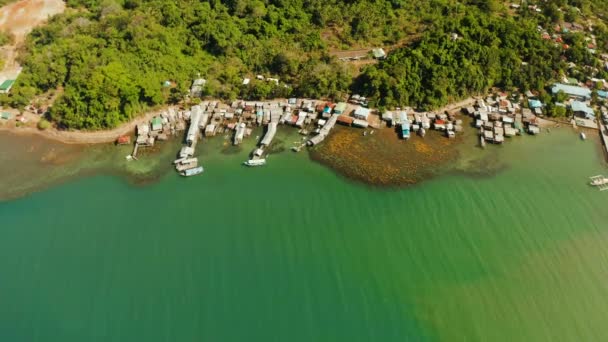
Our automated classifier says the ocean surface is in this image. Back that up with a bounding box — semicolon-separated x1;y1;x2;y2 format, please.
1;127;608;341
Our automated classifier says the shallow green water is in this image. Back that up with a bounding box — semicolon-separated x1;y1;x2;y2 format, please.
1;128;607;341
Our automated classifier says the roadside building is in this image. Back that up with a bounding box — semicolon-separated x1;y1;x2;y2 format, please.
190;78;206;97
372;48;386;59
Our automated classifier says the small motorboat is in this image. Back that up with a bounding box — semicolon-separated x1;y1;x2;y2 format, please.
244;159;267;167
580;132;586;140
180;166;204;177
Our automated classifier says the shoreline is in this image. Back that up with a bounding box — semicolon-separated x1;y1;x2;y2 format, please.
0;107;165;144
0;97;477;145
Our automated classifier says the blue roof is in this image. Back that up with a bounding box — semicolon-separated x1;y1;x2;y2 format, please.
598;90;608;98
551;83;592;99
571;101;594;118
528;99;543;109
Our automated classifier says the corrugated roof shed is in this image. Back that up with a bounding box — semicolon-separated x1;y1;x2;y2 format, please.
571;101;595;118
551;83;592;99
334;102;348;114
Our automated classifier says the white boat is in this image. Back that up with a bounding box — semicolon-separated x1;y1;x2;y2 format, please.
244;159;267;166
580;132;586;140
590;175;608;187
180;166;204;177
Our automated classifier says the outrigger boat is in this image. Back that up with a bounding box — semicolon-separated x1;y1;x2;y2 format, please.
590;175;608;191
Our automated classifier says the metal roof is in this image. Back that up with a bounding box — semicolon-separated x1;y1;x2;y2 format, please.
551;83;591;99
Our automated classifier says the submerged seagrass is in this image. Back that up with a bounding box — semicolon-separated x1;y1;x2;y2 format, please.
1;128;608;341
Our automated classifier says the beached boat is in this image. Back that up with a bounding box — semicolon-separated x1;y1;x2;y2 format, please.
580;132;586;140
180;166;204;177
244;159;267;166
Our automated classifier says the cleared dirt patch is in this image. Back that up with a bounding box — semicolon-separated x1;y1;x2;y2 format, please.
0;0;65;81
0;0;65;43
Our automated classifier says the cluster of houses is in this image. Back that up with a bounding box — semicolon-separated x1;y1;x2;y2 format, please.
381;109;463;140
466;97;536;145
125;108;187;158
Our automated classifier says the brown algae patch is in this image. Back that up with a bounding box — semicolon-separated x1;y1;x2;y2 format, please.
309;125;464;187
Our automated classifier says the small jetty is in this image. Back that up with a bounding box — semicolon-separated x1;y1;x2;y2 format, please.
590;175;608;191
307;114;338;146
234;123;246;145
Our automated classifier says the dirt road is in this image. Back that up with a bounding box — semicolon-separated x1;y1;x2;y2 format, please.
0;108;165;144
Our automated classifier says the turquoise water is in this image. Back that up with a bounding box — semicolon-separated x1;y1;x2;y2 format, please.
1;128;608;341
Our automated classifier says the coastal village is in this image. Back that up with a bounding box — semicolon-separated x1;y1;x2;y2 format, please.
0;0;606;185
121;74;608;178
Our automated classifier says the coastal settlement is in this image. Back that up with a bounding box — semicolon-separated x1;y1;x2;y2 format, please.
119;74;608;177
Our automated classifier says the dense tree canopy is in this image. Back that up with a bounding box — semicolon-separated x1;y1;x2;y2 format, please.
2;0;606;128
356;7;566;109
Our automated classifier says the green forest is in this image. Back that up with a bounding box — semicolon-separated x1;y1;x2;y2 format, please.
2;0;607;128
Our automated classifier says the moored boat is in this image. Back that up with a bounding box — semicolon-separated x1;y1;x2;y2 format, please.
580;132;586;140
244;159;267;166
180;166;204;177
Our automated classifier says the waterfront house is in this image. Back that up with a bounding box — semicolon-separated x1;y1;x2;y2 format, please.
205;124;216;137
334;102;348;115
295;111;307;127
151;117;163;131
337;115;354;126
382;111;393;122
434;119;446;131
137;123;150;137
571;101;595;119
528;124;540;135
354;107;370;120
353;119;369;128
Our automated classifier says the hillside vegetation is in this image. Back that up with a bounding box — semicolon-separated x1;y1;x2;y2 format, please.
2;0;608;128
